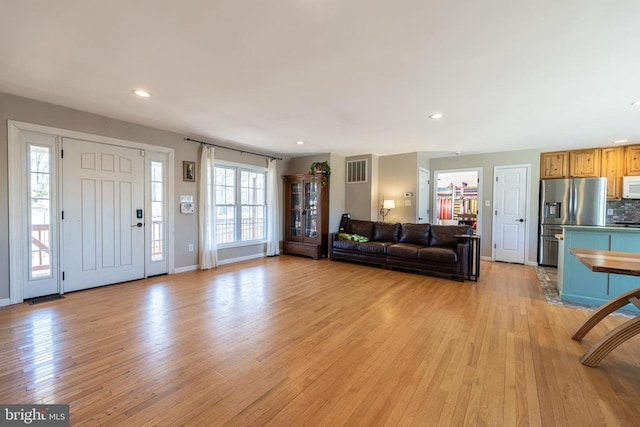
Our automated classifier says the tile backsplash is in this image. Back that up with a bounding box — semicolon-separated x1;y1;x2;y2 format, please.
606;199;640;223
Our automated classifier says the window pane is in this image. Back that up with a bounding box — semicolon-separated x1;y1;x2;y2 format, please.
241;206;265;241
152;201;163;221
152;182;163;202
151;162;163;181
216;206;236;244
29;145;52;278
151;223;163;261
150;161;164;262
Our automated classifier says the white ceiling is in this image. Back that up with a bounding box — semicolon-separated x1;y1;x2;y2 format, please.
1;1;639;158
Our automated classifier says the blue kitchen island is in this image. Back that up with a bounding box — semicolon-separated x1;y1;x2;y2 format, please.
561;226;640;313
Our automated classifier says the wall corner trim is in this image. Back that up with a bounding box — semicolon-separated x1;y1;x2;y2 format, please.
0;298;12;307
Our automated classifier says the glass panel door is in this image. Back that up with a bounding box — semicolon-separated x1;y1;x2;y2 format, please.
304;180;318;240
290;182;302;240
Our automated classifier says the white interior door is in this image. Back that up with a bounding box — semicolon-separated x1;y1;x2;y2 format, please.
494;166;528;263
62;138;145;292
417;168;430;223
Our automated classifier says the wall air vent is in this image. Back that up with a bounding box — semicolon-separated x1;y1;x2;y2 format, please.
346;159;368;184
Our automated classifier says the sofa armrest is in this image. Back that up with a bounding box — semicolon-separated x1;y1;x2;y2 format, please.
328;233;339;258
456;241;469;275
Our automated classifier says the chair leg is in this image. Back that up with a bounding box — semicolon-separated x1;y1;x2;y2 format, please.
571;288;640;341
579;316;640;367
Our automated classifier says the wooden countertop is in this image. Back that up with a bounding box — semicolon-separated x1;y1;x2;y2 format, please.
568;248;640;276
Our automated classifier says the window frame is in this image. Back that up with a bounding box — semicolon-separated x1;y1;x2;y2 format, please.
213;160;268;248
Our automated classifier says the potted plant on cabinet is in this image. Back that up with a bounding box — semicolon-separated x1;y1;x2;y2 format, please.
309;161;331;186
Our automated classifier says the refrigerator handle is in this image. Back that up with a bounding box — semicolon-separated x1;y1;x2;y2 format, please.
570;180;576;223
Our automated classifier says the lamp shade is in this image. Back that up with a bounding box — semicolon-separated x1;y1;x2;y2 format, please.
383;199;395;209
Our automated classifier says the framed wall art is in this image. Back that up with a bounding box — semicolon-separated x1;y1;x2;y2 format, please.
183;161;196;182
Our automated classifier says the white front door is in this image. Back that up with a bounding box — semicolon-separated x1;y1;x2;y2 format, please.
417;168;430;223
494;166;528;263
62;138;145;292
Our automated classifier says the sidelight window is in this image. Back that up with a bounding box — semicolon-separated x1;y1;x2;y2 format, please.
29;145;52;279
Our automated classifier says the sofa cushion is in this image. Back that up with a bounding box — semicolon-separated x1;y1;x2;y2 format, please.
372;222;400;242
399;223;431;246
333;239;359;251
357;241;392;255
347;220;374;240
387;243;423;258
418;247;458;263
430;225;472;247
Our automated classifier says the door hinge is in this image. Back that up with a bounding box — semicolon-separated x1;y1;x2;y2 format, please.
61;149;64;159
61;211;64;220
62;272;65;280
495;176;498;182
494;243;497;249
495;210;498;216
140;150;145;157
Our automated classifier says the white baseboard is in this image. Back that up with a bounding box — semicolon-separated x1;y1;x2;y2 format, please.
0;298;11;307
480;256;539;266
218;253;265;266
174;265;199;273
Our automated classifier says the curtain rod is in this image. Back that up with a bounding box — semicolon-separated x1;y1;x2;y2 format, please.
184;138;282;161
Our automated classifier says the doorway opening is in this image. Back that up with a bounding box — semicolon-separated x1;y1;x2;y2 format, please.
434;169;481;234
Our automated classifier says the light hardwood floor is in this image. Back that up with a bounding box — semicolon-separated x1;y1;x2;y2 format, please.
1;257;639;426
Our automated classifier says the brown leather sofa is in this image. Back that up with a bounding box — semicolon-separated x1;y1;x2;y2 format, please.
329;220;473;281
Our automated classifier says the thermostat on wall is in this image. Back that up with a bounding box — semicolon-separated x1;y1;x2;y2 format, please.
180;202;194;214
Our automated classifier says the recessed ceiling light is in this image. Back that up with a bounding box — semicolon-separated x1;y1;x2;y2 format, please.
296;140;305;145
613;139;628;144
429;113;443;119
632;100;640;106
133;89;150;98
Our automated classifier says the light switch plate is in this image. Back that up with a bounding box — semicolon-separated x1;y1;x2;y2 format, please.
404;200;412;206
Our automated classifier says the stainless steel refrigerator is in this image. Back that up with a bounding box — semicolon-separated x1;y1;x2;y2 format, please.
538;177;607;266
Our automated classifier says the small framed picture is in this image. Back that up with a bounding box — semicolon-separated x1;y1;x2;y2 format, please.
183;161;196;182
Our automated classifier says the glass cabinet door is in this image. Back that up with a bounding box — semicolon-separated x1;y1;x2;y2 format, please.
304;180;318;239
290;182;302;238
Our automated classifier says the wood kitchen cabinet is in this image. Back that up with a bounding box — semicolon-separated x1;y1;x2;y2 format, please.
569;148;600;178
283;174;329;260
624;144;640;175
540;151;569;179
600;146;624;199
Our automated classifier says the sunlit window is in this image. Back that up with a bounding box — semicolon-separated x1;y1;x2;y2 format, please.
214;165;266;244
29;145;52;278
150;161;164;261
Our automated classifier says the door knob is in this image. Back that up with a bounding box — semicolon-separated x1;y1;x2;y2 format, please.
518;218;525;222
132;222;143;228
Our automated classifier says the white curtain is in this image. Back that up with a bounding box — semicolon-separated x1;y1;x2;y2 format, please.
198;145;217;269
266;158;280;256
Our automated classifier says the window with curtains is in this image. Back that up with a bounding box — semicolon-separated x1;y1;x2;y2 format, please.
214;164;266;245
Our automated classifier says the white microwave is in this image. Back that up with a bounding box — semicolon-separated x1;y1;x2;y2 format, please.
622;176;640;199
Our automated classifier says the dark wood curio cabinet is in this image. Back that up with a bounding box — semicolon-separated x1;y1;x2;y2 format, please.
283;174;329;259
